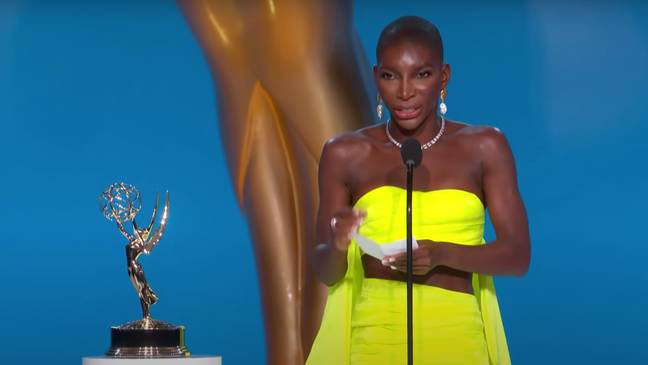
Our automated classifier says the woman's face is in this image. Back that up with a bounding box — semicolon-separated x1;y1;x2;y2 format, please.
374;40;450;131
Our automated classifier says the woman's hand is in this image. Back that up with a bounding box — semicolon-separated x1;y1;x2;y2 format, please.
329;208;366;251
381;240;444;275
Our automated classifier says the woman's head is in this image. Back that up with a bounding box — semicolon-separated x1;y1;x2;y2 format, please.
374;16;450;132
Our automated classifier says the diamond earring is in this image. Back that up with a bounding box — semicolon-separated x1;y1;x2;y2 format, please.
439;89;448;116
377;95;384;120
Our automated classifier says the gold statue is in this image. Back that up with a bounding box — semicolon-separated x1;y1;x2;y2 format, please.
178;1;374;363
99;183;189;358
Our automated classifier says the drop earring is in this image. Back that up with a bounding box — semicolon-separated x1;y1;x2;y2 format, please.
377;94;384;121
439;88;448;116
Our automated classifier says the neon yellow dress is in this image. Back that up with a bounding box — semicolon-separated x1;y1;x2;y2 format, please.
306;186;510;365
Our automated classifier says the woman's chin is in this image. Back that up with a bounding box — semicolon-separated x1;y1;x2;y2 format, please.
391;117;424;132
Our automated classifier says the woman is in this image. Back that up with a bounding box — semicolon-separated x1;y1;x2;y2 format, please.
307;16;530;365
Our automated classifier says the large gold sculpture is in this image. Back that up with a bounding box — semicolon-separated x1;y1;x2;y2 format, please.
177;1;374;363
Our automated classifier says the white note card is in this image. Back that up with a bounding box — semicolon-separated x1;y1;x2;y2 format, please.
353;233;419;260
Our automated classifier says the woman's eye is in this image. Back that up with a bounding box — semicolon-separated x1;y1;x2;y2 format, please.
381;72;394;80
417;71;431;78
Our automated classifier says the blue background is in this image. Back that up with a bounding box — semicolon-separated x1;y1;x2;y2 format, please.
1;0;646;364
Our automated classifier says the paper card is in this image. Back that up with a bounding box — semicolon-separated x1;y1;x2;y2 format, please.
353;233;419;260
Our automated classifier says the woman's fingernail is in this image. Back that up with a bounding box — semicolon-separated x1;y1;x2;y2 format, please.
390;265;397;270
381;259;388;265
388;257;395;263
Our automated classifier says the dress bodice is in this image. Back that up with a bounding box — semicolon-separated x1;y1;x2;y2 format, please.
354;185;485;246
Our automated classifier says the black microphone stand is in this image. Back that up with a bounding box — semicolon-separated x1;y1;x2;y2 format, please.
406;159;414;365
400;137;421;365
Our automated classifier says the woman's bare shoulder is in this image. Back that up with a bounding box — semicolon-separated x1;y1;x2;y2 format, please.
448;120;509;148
321;124;385;162
447;120;514;169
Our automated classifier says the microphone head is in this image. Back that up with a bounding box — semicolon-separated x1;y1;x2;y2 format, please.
400;138;422;167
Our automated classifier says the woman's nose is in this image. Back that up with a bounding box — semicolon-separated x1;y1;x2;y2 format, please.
397;79;415;100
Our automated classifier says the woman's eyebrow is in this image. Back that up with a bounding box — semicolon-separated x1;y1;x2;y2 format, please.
417;62;436;68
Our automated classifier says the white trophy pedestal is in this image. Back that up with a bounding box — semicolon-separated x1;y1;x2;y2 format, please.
82;356;221;365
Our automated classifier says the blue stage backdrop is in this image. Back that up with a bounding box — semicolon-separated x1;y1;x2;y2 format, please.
0;1;646;364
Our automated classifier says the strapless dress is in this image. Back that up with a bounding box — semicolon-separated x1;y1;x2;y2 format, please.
307;186;510;365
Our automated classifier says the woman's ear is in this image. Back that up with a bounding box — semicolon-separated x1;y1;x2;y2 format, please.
441;63;451;90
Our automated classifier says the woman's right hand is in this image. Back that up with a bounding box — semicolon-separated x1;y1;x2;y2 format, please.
329;208;366;251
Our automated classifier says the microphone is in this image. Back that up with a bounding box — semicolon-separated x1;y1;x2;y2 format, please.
400;138;422;168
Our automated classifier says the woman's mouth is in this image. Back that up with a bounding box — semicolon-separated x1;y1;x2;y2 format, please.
392;106;422;120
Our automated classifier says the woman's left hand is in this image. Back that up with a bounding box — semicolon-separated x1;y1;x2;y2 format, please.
381;240;445;275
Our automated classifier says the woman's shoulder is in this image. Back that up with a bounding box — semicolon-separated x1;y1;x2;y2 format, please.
447;120;510;148
448;120;514;165
321;124;384;162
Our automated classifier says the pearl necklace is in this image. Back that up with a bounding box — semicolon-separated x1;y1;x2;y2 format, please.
385;116;446;150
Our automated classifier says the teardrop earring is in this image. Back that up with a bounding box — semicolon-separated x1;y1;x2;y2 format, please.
439;89;448;116
377;94;384;121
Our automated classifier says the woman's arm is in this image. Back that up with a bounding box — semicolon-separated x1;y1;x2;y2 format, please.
312;138;366;286
387;127;531;276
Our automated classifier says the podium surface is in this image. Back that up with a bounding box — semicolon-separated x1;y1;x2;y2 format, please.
82;357;221;365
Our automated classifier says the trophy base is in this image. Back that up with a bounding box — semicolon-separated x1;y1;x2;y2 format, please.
107;318;190;358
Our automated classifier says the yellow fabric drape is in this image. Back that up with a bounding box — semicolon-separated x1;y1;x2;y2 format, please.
350;278;489;364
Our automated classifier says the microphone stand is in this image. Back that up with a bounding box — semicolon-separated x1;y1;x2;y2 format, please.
400;136;421;365
406;160;414;365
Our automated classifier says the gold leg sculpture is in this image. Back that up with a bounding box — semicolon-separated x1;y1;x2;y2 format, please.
177;1;374;363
